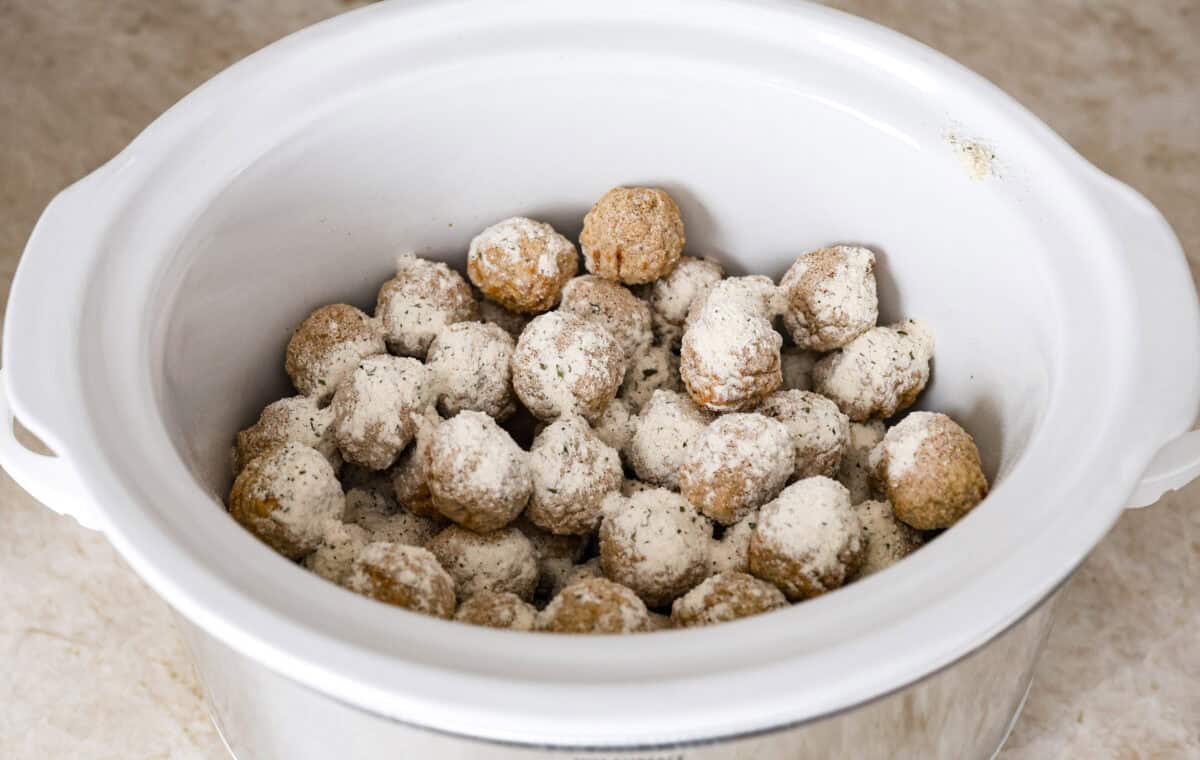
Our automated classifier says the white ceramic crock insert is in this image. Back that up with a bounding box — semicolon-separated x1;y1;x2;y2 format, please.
4;0;1200;749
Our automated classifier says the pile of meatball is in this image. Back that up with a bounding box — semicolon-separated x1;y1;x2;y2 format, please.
228;186;988;634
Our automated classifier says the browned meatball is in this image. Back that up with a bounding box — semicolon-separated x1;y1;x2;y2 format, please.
389;407;443;519
779;245;878;351
455;591;538;630
511;311;625;422
376;254;479;358
678;413;794;525
344;542;456;618
426;525;539;601
285;304;385;400
537;577;651;634
467;217;578;314
580;187;685;285
670;571;787;627
234;395;340;474
424;410;532;532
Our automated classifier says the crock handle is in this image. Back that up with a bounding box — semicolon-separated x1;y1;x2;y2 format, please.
0;367;102;530
1127;431;1200;508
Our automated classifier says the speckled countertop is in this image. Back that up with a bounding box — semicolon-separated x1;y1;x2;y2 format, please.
1;2;1198;758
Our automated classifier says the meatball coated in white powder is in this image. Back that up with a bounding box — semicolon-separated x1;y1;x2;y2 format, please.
477;297;530;339
424;410;532;532
467;217;578;314
344;542;456;618
855;500;925;576
343;486;442;548
389;407;443;519
647;255;724;327
331;355;435;471
628;390;714;490
426;525;539;601
678;413;794;526
304;521;371;584
228;442;346;560
757;390;851;481
599;488;712;608
620;341;682;412
375;254;479;358
839;420;887;504
813;320;934;422
559;275;654;364
749;477;865;601
425;321;517;421
549;557;604;598
591;397;638;463
780;347;818;392
537;577;651;634
233;395;341;474
511;311;626;422
780;245;879;351
707;513;756;575
527;416;623;536
670;571;787;628
455;591;538;630
514;516;588;601
870;411;988;530
681;277;783;411
285;303;386;401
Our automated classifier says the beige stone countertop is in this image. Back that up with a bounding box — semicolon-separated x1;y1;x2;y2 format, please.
2;1;1198;758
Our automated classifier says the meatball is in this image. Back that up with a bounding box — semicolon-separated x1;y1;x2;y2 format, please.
234;395;340;474
527;416;623;535
285;303;385;400
559;275;653;364
599;488;711;608
303;521;370;584
856;500;926;576
425;321;517;420
424;410;532;532
681;277;783;411
678;413;794;525
344;542;456;618
511;311;626;422
839;420;886;504
870;412;987;530
455;591;538;631
376;254;479;358
812;320;934;421
591;397;638;463
757;390;850;480
426;525;539;601
344;486;442;547
780;347;818;392
477;297;530;339
628;390;714;490
229;442;345;560
647;255;724;327
467;217;578;314
389;407;443;519
548;557;604;598
749;477;865;601
537;577;651;634
331;355;435;470
707;513;755;575
620;341;682;412
779;245;878;351
580;187;685;285
514;516;588;601
670;571;787;627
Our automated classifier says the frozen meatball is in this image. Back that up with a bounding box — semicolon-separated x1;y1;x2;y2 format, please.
599;488;711;608
229;442;345;560
681;277;783;411
426;525;539;601
426;321;517;420
856;500;925;576
871;412;987;530
678;413;794;525
559;275;653;363
467;217;578;314
344;542;456;618
425;410;532;532
671;571;787;628
749;477;865;601
537;577;651;634
648;255;724;327
592;397;638;462
757;390;850;480
580;187;685;285
620;341;682;412
455;591;538;631
780;347;818;392
303;521;370;584
345;487;442;548
376;254;479;358
515;516;588;601
331;355;435;470
780;246;878;351
389;408;443;519
478;297;530;340
511;311;625;422
285;304;385;400
812;320;934;422
628;390;714;490
707;514;756;575
839;420;886;504
527;416;623;535
234;395;340;474
549;557;604;598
